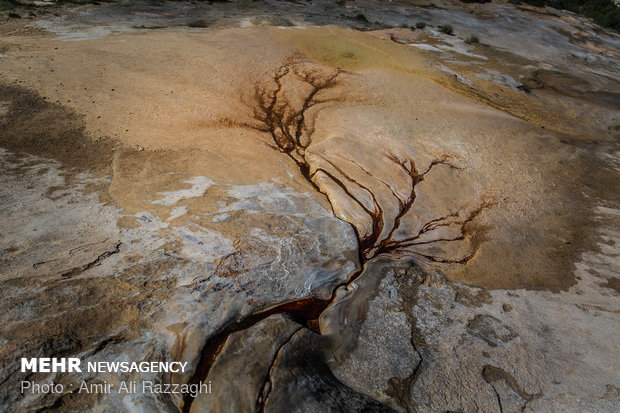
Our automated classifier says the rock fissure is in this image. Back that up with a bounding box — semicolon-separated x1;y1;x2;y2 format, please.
482;364;541;413
181;295;337;412
60;241;122;278
255;327;304;413
488;379;505;413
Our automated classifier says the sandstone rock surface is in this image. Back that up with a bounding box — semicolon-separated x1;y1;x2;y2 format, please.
0;1;618;412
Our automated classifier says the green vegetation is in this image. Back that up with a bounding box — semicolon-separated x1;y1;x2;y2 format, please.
0;0;16;11
1;0;103;13
465;35;480;44
440;24;454;35
53;0;103;3
515;0;620;32
419;3;442;9
354;13;369;22
415;21;427;29
134;25;168;30
188;19;209;28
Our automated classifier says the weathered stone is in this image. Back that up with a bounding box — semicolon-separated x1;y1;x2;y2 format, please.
320;259;421;412
0;1;619;412
262;329;396;413
190;314;302;413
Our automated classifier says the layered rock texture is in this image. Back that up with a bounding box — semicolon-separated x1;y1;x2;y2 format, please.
0;0;619;412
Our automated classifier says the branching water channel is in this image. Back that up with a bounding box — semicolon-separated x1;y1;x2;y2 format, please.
182;59;491;412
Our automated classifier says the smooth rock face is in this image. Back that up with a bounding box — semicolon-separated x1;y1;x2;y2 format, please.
0;1;619;412
261;329;396;413
190;314;302;413
324;261;420;411
315;231;620;412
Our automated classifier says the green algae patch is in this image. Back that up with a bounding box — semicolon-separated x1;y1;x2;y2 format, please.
268;25;428;73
